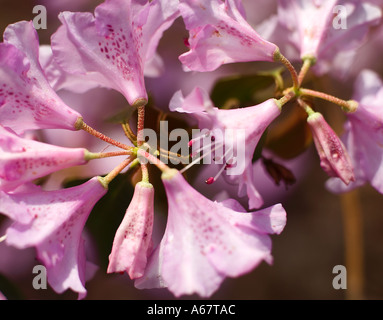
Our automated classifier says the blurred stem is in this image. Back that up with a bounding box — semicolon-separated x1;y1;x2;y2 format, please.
300;88;358;112
276;89;296;109
340;189;364;300
122;122;137;146
297;98;315;116
298;56;315;86
85;150;132;160
274;50;299;89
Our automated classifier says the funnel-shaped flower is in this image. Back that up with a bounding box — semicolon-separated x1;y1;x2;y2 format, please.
0;125;88;192
107;181;154;279
179;0;279;72
326;70;383;193
51;0;179;106
307;112;354;185
277;0;381;75
1;177;107;298
170;87;281;209
135;169;286;297
0;21;82;134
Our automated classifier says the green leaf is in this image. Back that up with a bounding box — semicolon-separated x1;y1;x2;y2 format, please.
210;73;276;108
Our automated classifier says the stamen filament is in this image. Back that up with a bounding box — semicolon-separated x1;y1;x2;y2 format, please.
159;149;189;163
0;234;6;243
191;137;218;157
188;130;212;147
181;142;224;174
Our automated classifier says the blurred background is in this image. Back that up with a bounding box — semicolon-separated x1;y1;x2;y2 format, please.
1;0;383;300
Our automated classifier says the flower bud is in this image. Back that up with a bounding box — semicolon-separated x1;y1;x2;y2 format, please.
307;112;354;185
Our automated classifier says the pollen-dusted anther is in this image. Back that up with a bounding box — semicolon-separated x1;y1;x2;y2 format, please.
205;177;215;185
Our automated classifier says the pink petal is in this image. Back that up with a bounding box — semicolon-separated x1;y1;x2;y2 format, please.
4;177;107;297
136;170;286;297
52;0;179;106
0;22;82;133
179;0;278;72
0;126;87;192
107;182;154;279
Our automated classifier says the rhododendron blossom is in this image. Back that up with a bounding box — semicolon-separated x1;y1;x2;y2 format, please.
326;69;383;194
179;0;279;72
135;169;286;297
51;0;180;106
1;177;107;299
170;87;281;209
275;0;382;75
0;0;382;302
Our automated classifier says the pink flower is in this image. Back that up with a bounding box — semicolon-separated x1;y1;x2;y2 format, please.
0;21;82;134
107;181;154;279
307;112;354;185
1;177;108;298
135;169;286;297
276;0;381;75
179;0;279;72
326;70;383;193
0;125;88;192
169;87;281;209
51;0;179;106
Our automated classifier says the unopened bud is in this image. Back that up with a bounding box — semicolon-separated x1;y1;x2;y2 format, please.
307;112;355;185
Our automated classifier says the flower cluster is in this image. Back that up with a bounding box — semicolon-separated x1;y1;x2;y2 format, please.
0;0;382;299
